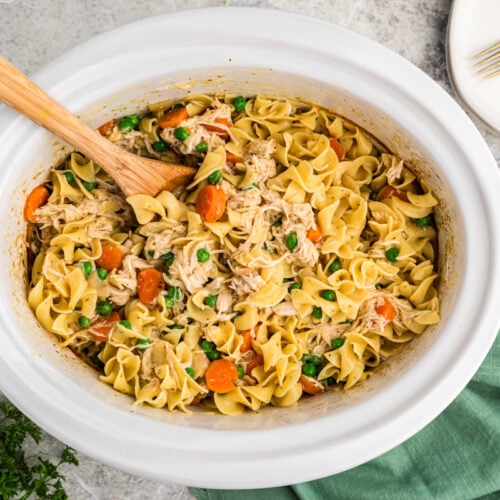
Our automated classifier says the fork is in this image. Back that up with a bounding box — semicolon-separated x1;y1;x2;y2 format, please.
472;41;500;79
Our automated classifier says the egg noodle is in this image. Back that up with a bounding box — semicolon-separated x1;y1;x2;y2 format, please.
26;95;440;415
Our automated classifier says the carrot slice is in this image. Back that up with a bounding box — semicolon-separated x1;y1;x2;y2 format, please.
226;151;243;164
136;268;166;305
96;244;125;271
307;226;322;243
205;359;238;394
203;118;230;138
90;311;120;342
24;185;49;222
239;330;253;354
376;299;397;322
97;119;117;136
158;107;189;129
245;352;264;376
300;374;324;395
379;186;409;202
329;137;345;161
196;185;227;222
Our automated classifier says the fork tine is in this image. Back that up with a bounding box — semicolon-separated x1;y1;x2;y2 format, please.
472;41;500;59
485;69;500;80
473;51;499;67
477;61;500;74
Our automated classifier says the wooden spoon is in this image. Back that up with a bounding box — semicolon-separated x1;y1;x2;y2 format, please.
0;56;196;197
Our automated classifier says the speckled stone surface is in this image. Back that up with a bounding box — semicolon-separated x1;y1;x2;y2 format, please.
0;1;498;498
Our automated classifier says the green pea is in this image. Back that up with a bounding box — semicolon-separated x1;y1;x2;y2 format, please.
237;365;245;379
272;219;282;228
172;103;185;109
82;181;97;192
328;260;341;273
118;114;140;133
195;141;208;153
320;290;336;302
168;324;184;330
302;362;318;377
233;96;247;113
206;350;221;361
147;250;154;258
185;367;195;378
301;354;322;366
207;170;222;184
385;247;400;262
205;295;217;309
152;140;167;153
96;300;112;317
96;267;108;281
63;171;75;184
197;248;210;263
200;340;216;353
286;232;298;250
168;286;183;301
137;338;150;351
332;338;345;350
174;126;189;141
312;306;322;319
288;282;302;292
414;215;431;227
78;316;91;328
374;283;383;289
119;320;132;329
161;251;174;267
326;376;336;386
82;261;93;276
164;297;175;308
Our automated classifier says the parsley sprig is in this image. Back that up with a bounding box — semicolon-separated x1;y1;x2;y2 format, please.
0;401;78;499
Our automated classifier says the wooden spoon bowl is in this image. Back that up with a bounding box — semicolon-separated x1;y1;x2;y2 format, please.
0;56;196;197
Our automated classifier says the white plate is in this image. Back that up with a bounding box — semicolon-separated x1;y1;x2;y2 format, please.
447;0;500;132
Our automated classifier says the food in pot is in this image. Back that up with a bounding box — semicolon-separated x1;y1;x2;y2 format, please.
26;94;440;415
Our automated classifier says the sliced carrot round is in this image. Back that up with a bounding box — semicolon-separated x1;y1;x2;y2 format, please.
225;151;243;164
24;185;50;222
307;226;322;243
203;118;230;138
245;352;264;376
375;299;397;322
300;374;324;395
158;107;189;129
136;268;166;305
205;359;238;393
97;119;117;136
96;244;125;271
329;137;345;161
90;311;121;342
196;185;227;222
379;186;409;202
239;330;253;354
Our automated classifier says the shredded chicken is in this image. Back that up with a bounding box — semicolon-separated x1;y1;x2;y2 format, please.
386;160;404;185
273;301;298;316
228;265;266;296
169;243;216;294
160;103;232;155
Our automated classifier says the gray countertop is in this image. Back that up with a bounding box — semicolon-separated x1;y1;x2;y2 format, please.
0;1;498;498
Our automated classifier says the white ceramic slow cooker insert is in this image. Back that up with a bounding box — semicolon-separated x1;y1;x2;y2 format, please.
0;8;498;489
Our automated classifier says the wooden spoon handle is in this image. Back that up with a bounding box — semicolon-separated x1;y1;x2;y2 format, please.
0;56;123;172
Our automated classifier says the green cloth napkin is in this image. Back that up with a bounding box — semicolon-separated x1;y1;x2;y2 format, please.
192;332;500;500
